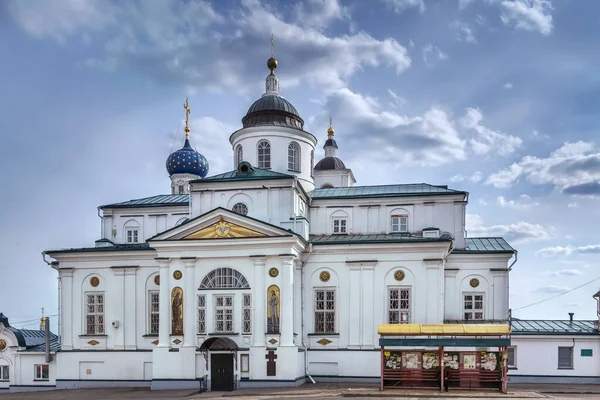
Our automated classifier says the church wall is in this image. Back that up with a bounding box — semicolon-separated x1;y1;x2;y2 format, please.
313;170;353;188
10;353;57;390
55;351;152;384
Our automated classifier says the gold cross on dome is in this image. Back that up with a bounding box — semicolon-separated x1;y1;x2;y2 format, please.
270;34;275;57
184;98;191;140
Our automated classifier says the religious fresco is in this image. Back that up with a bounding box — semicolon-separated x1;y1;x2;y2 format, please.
184;218;266;240
171;287;184;335
422;352;439;369
267;285;280;333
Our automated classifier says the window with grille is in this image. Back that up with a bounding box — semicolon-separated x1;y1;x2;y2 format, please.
463;294;484;321
391;215;408;232
199;268;250;289
288;142;301;171
126;228;139;243
214;295;234;332
257;140;271;169
149;291;159;334
232;203;248;216
236;145;243;167
86;293;105;334
242;294;252;334
507;347;516;368
332;218;347;234
558;347;573;369
388;288;411;324
197;294;206;334
314;290;335;333
34;364;49;380
178;185;184;194
0;366;8;381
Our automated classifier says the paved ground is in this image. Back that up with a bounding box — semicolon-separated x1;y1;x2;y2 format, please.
1;383;599;400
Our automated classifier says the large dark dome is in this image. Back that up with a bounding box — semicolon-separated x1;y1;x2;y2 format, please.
242;94;304;130
314;156;346;171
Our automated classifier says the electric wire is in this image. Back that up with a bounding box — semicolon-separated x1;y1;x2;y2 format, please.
513;275;600;311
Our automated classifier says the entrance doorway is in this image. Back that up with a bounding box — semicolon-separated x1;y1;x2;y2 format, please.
211;353;234;391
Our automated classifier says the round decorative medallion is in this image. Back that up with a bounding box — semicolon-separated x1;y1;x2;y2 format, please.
0;339;6;351
154;275;160;286
470;278;480;288
394;270;405;281
320;271;330;282
268;267;279;278
173;270;183;280
90;276;100;287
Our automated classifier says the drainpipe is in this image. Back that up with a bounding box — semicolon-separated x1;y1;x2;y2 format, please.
45;317;52;363
42;252;61;344
507;250;518;322
301;243;315;384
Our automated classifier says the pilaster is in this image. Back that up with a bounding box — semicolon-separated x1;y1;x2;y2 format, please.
182;257;197;347
124;268;138;350
59;268;74;351
280;255;295;347
252;257;266;347
156;258;171;348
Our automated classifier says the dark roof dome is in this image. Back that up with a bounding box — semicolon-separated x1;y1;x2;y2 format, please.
166;139;209;178
314;156;346;171
242;94;304;130
324;138;338;149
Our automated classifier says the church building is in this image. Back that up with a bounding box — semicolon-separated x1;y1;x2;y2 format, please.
1;51;517;392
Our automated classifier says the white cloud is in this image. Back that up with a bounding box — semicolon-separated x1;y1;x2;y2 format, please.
568;201;579;208
479;198;488;206
451;20;477;43
450;171;482;183
383;0;426;13
466;213;555;244
293;0;348;29
534;285;569;294
422;44;448;67
538;244;600;257
459;0;475;10
504;82;513;89
459;108;522;156
500;0;554;36
188;117;237;175
497;194;539;209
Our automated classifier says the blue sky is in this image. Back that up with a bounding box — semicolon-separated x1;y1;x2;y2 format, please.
1;0;600;329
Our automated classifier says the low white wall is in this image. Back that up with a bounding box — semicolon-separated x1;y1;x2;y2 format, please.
307;350;380;378
56;351;152;385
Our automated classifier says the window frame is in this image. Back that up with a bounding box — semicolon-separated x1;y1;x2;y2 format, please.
332;218;348;234
197;294;206;334
232;202;248;216
507;346;516;368
390;215;408;233
0;365;8;381
387;287;411;324
558;346;574;369
236;145;243;168
148;290;159;335
85;292;105;335
257;140;271;169
314;289;336;334
199;268;250;290
34;364;49;381
463;293;484;321
242;293;252;335
287;141;301;172
125;228;139;243
214;294;234;333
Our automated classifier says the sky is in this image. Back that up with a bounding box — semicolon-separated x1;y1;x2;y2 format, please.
1;0;600;330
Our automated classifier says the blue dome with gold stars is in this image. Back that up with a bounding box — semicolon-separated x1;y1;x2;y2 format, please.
166;138;209;178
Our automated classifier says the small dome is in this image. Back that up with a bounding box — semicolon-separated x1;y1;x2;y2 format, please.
314;156;346;171
324;138;338;149
166;139;209;178
267;57;278;70
242;94;304;130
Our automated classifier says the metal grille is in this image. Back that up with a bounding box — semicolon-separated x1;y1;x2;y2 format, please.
149;291;159;334
197;295;206;334
558;347;573;369
388;288;410;324
314;290;335;333
86;293;105;334
464;294;484;321
391;215;408;232
332;218;347;234
199;268;250;289
0;366;9;381
215;295;234;332
257;140;271;169
288;142;300;171
232;203;248;216
242;294;252;334
236;145;243;167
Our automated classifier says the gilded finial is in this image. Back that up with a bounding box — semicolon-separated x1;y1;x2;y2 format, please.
184;98;191;141
327;115;335;135
40;307;45;327
267;34;278;73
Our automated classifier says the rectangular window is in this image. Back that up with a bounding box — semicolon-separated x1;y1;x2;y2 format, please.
332;218;347;234
197;295;206;334
0;366;8;381
558;347;573;369
388;288;411;324
214;295;234;333
391;215;408;232
34;364;49;380
126;229;139;243
86;293;105;334
149;291;159;335
242;294;252;335
314;290;335;333
463;294;484;321
507;347;516;368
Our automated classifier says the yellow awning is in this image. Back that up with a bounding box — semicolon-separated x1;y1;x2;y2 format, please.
378;323;510;335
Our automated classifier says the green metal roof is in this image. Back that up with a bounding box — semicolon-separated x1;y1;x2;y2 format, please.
310;183;466;200
511;319;598;335
452;237;514;254
192;168;295;183
310;234;451;246
46;243;153;255
99;194;189;209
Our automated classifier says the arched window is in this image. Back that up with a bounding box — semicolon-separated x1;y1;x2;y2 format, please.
236;145;243;168
232;203;248;216
257;140;271;169
199;268;250;289
288;142;301;171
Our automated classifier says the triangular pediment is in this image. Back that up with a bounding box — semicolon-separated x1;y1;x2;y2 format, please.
149;207;294;241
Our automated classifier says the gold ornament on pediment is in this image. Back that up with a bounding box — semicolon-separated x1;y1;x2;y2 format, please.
394;270;405;282
0;339;6;351
470;278;480;288
173;270;183;280
319;271;330;282
90;276;100;287
214;220;231;237
269;268;279;278
184;219;266;240
154;275;160;286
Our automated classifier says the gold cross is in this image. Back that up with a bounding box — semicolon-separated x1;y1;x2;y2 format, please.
270;34;275;58
330;115;333;127
184;98;191;140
